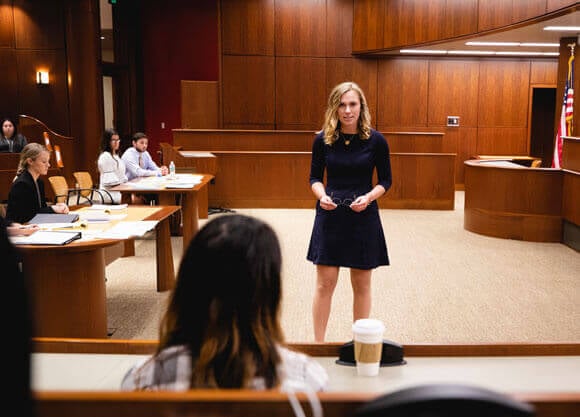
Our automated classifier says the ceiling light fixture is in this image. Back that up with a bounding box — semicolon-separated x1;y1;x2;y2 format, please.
400;49;446;54
543;26;580;31
466;41;519;46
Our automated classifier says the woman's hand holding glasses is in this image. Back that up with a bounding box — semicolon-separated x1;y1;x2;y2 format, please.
320;193;370;212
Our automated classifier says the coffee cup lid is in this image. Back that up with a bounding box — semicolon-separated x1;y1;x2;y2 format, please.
352;318;385;334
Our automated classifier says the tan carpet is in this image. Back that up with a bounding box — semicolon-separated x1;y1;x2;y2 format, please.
105;192;580;344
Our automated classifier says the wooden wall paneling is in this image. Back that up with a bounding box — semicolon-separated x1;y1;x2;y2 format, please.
221;55;275;129
530;60;558;85
181;81;219;129
64;0;103;177
275;57;327;130
444;127;477;185
173;129;314;151
13;0;64;49
442;0;478;39
209;151;314;208
326;0;354;58
352;0;384;52
325;58;378;124
0;0;14;47
476;127;529;155
385;132;445;153
477;0;513;31
427;60;479;127
377;59;429;130
562;137;580;172
383;0;447;47
511;0;548;23
547;0;579;11
220;0;274;56
16;50;70;136
274;0;326;57
383;153;456;209
562;171;579;225
477;60;530;128
0;49;18;119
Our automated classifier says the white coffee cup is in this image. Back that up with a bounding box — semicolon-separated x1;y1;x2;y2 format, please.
352;318;385;376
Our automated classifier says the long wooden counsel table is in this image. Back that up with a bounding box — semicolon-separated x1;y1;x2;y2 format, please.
17;205;180;338
31;338;580;417
110;173;214;248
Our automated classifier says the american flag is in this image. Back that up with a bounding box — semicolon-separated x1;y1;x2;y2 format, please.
552;52;574;169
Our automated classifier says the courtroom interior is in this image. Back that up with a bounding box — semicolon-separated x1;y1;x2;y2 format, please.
0;1;579;416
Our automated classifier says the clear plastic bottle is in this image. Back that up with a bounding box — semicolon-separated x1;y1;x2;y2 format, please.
169;160;175;178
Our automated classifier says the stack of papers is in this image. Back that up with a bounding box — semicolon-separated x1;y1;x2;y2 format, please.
97;221;158;239
85;204;128;211
164;174;203;188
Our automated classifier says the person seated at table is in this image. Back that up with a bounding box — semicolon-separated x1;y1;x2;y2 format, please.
121;214;328;392
122;132;168;180
5;143;69;224
122;132;168;204
0;116;28;153
97;128;128;204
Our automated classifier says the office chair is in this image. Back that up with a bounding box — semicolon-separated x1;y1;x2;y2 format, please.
354;383;535;417
73;171;114;204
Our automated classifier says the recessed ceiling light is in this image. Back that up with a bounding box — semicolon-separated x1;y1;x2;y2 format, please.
448;50;495;55
544;26;580;31
466;41;519;46
520;42;560;47
400;49;446;54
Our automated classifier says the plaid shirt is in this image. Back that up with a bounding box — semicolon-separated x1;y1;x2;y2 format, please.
121;344;328;392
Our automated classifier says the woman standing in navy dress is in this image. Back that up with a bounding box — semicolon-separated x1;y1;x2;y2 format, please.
307;81;392;342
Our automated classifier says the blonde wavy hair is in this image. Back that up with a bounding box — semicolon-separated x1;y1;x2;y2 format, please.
16;143;49;176
321;81;372;145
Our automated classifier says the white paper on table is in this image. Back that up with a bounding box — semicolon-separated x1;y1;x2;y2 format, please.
77;213;127;223
85;204;128;211
97;220;158;239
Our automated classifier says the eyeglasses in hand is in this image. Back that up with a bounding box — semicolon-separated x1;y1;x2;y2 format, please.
330;193;357;207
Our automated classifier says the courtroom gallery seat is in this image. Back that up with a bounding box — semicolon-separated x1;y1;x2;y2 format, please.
354;383;535;417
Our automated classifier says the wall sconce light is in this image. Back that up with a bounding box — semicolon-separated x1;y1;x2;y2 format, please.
36;71;50;85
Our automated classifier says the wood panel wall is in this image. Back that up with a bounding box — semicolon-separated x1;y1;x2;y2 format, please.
0;0;103;180
353;0;578;52
215;0;564;185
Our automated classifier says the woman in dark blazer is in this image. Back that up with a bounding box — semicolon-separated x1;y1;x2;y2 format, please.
5;143;69;224
0;117;28;153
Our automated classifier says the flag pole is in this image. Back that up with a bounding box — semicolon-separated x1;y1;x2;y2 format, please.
551;43;575;168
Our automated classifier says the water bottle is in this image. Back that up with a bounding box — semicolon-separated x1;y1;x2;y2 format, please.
169;161;176;178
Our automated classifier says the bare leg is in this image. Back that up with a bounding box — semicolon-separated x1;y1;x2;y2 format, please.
350;268;372;322
312;265;339;342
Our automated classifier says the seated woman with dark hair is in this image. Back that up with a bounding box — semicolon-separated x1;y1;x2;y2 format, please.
0;117;28;153
6;143;69;224
121;214;328;392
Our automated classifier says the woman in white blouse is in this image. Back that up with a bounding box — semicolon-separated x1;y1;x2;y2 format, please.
97;128;128;204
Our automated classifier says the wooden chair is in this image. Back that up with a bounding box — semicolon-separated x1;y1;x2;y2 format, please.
73;171;114;204
47;176;80;205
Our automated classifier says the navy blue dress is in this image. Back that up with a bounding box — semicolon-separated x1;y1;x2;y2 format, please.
307;129;392;269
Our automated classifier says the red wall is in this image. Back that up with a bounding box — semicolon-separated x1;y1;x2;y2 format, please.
140;0;219;159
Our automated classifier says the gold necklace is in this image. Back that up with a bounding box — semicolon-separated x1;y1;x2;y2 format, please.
341;133;357;146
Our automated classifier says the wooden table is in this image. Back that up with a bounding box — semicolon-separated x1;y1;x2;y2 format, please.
110;174;214;248
17;205;180;338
